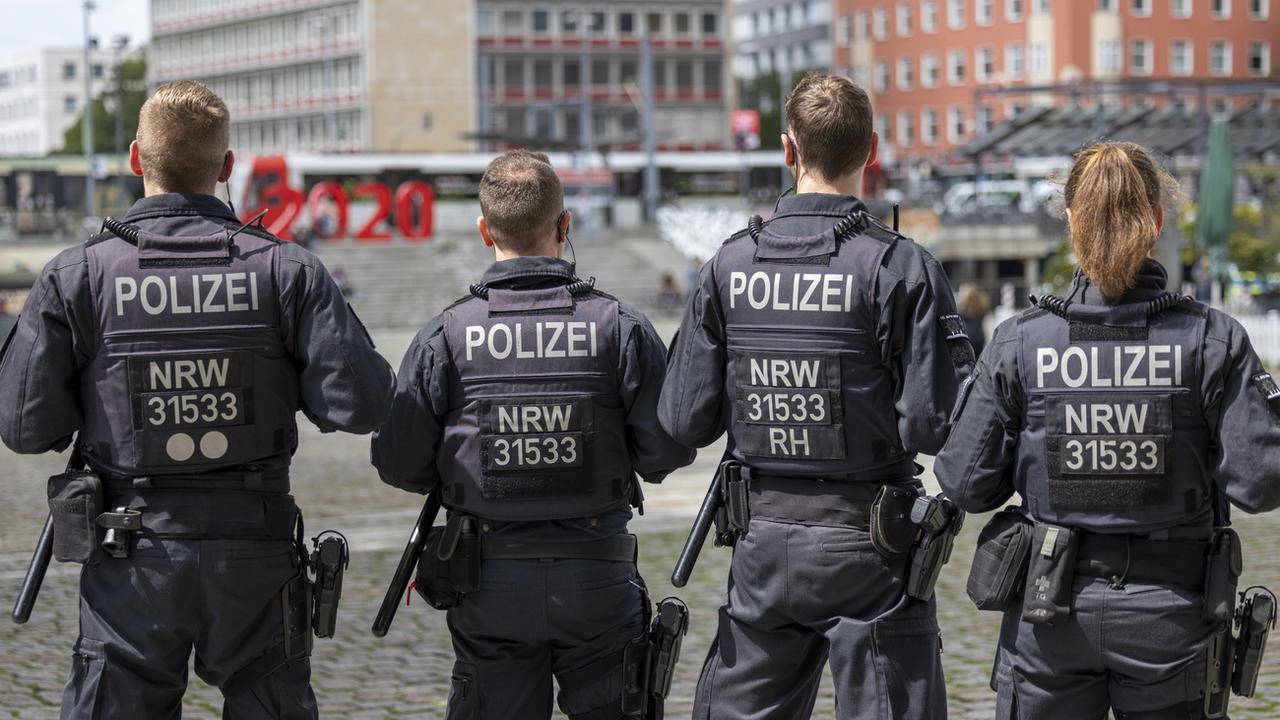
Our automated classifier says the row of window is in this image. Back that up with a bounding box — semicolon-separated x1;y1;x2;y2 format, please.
745;42;832;78
1100;0;1270;18
153;0;346;26
230;111;365;154
0;131;44;155
1110;39;1270;76
875;105;980;148
57;61;106;81
738;1;832;40
492;106;641;141
489;54;723;95
197;59;364;116
477;6;721;40
0;96;39;122
151;6;362;75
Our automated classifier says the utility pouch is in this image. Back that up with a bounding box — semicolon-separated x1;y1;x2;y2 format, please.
967;507;1034;611
871;485;919;557
1021;524;1078;627
907;494;964;601
416;527;463;610
47;471;105;565
1205;624;1234;719
713;462;747;547
281;564;314;662
1231;587;1276;698
1203;529;1243;623
310;532;348;639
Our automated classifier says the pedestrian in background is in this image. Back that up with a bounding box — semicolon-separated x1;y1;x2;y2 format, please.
957;282;992;357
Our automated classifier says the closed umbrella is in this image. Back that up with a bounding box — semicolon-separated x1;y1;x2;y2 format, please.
1197;118;1235;302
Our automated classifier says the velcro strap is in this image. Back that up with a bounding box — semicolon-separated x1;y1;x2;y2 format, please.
96;509;142;531
482;534;637;562
137;230;232;268
48;497;88;514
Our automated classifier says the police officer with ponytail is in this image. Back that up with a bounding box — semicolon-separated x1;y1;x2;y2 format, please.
936;142;1280;719
0;81;394;718
371;150;693;719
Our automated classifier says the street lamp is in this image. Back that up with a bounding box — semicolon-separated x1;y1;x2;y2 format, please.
83;0;97;220
112;34;129;213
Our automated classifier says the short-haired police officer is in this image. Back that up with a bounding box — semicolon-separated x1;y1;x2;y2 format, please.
371;150;694;719
0;81;394;718
660;73;974;719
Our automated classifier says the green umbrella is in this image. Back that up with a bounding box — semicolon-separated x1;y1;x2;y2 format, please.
1197;118;1235;293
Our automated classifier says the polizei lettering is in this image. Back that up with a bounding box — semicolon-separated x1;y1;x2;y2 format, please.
728;271;855;313
1035;345;1183;388
115;272;260;316
465;321;598;361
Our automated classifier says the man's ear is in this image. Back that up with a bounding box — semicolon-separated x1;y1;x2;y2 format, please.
217;150;235;183
782;133;796;168
1154;204;1164;235
478;215;495;248
129;140;143;177
866;131;879;168
558;210;571;243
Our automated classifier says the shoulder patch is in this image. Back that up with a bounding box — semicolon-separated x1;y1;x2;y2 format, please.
1252;372;1280;422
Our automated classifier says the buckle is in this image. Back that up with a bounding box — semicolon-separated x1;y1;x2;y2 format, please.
96;509;142;531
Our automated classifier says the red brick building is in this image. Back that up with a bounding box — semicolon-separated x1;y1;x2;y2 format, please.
830;0;1277;162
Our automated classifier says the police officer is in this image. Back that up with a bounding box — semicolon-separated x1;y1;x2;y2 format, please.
935;142;1280;719
660;73;973;719
0;81;394;718
371;150;693;719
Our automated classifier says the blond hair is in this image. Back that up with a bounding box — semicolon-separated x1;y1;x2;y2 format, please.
784;73;875;181
136;81;230;192
478;150;564;253
1064;142;1177;301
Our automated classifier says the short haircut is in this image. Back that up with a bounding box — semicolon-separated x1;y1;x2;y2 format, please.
784;73;875;181
136;81;230;192
478;150;564;253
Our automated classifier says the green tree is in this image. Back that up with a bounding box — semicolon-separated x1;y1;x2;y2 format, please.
1180;200;1280;276
59;55;147;156
736;69;814;151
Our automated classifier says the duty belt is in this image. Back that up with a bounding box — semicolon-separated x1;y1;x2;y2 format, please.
99;489;298;540
1074;533;1210;590
745;470;920;529
481;533;638;563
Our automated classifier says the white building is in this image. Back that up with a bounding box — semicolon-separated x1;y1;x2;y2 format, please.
732;0;833;81
0;47;118;157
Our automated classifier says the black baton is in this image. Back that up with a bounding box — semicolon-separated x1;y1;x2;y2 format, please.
12;514;54;624
371;493;441;637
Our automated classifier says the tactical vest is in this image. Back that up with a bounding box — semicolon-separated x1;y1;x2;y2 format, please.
80;220;299;479
716;212;913;479
1014;294;1213;533
437;281;633;522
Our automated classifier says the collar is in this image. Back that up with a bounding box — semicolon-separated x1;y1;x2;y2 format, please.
478;256;578;289
122;193;239;223
1067;258;1170;306
773;192;870;218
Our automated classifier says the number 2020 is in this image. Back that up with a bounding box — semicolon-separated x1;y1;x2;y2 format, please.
305;181;435;241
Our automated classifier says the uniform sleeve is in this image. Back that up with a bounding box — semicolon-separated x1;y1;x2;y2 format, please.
658;258;727;447
933;319;1023;513
370;318;449;494
1202;311;1280;515
877;244;976;455
280;248;394;434
0;249;94;454
618;305;697;483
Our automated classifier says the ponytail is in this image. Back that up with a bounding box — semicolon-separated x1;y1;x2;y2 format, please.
1063;142;1175;301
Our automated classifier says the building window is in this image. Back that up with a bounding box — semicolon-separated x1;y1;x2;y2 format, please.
1099;0;1117;9
1130;39;1153;74
1210;40;1232;75
595;59;613;86
702;12;718;36
1099;40;1122;72
1035;0;1050;13
852;63;869;88
1171;0;1191;17
876;113;891;143
976;46;995;81
922;53;940;87
897;56;915;90
977;104;994;133
534;60;553;89
705;59;722;92
674;60;692;89
92;63;104;79
1007;0;1024;21
1249;42;1271;75
563;59;580;88
922;1;939;30
589;11;607;34
1131;0;1151;15
619;12;635;34
1006;43;1025;79
646;12;663;35
948;49;967;85
1212;0;1230;17
620;59;638;84
977;0;995;24
875;60;890;91
873;7;889;39
921;108;939;145
563;10;579;33
948;105;967;142
504;58;525;90
897;110;914;146
531;9;550;33
897;4;914;35
502;9;524;33
62;62;76;79
1171;39;1193;74
1030;42;1049;77
64;95;77;113
1251;0;1269;18
837;15;850;45
674;12;691;34
855;10;869;39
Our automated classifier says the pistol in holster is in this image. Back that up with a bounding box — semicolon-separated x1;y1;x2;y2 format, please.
713;462;749;547
309;531;349;639
1204;584;1276;719
621;596;690;719
906;494;965;602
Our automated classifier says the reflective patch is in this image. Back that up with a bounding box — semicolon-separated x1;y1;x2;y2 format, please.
1252;372;1280;422
733;350;845;459
127;351;254;466
939;314;975;367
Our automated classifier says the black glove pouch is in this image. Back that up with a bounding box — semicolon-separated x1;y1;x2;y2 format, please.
1021;523;1077;627
415;527;464;610
1203;528;1242;624
47;471;104;565
871;485;919;557
967;507;1034;612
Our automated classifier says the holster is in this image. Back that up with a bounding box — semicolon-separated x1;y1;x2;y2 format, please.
436;515;482;594
1203;528;1243;623
870;485;918;557
1021;523;1078;627
1204;624;1233;719
1231;588;1275;698
620;596;690;719
310;532;348;639
967;507;1034;612
46;471;105;565
906;495;964;601
713;462;748;547
282;563;314;662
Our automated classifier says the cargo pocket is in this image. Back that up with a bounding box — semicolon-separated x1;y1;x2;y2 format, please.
62;637;107;716
872;615;945;719
445;661;478;720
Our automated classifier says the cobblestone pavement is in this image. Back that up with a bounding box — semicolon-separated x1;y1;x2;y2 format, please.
1;327;1278;718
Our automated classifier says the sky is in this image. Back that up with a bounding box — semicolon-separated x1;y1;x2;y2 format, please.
1;0;150;56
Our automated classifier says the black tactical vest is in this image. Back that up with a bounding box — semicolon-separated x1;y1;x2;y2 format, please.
81;222;299;479
716;213;912;479
437;282;633;521
1015;295;1212;533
